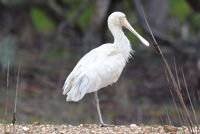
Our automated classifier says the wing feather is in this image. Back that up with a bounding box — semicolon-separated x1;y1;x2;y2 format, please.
63;44;126;101
66;74;89;101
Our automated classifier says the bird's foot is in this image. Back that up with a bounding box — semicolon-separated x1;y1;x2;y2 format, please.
100;123;114;127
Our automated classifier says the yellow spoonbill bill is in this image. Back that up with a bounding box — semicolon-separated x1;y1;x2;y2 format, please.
62;12;149;126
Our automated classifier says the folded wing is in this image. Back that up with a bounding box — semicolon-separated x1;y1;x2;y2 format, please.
62;44;126;102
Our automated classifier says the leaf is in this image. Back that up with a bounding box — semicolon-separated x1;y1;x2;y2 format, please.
192;13;200;28
169;0;191;21
31;8;55;32
77;3;94;29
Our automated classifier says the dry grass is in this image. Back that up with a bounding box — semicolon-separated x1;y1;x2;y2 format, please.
141;5;200;133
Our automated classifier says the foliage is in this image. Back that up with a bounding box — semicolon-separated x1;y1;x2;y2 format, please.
191;13;200;29
31;8;55;32
77;2;94;30
169;0;191;21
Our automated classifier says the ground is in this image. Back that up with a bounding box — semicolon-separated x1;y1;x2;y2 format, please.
0;123;193;134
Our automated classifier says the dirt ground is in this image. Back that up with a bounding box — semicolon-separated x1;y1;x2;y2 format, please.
0;123;195;134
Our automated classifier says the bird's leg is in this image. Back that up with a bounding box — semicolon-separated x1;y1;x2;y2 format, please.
94;91;113;127
95;91;104;125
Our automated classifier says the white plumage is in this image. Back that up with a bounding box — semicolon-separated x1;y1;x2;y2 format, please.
63;44;128;101
62;12;149;125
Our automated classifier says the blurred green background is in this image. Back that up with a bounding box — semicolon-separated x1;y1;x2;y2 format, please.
0;0;200;125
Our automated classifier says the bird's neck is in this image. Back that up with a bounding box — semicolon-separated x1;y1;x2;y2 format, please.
111;26;133;61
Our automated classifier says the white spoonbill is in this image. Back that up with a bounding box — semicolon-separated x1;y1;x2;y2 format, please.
62;12;149;126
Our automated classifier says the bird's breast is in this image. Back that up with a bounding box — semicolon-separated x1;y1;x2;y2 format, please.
97;53;126;88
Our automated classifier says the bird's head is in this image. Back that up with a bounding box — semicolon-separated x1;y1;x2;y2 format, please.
108;12;149;47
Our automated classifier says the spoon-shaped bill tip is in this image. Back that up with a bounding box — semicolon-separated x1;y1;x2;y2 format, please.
141;38;150;47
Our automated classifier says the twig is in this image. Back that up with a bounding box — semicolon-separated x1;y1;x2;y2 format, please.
174;57;181;89
166;108;172;125
139;3;194;131
165;64;184;125
181;68;199;131
173;58;195;134
4;61;9;133
170;89;184;126
12;64;21;134
172;59;186;125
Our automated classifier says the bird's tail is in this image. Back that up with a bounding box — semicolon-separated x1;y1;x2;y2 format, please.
62;77;72;95
65;74;89;102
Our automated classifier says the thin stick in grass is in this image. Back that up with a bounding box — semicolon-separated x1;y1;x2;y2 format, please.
170;89;185;126
172;58;187;126
12;64;21;134
4;61;10;133
173;58;194;134
181;68;199;131
165;67;183;125
166;108;172;125
167;68;186;126
174;57;181;89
